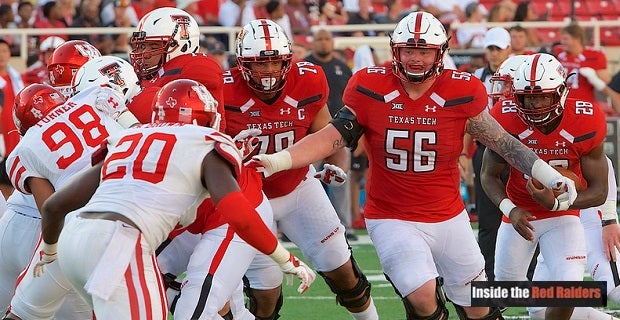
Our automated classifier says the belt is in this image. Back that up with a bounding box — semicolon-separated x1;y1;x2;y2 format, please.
78;212;140;230
15;211;41;220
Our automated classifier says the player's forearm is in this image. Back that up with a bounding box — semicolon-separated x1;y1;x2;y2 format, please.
324;146;350;172
289;124;345;169
216;191;278;254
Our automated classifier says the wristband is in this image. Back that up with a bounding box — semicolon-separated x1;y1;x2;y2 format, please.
499;198;516;218
603;219;617;227
601;199;618;221
268;242;291;266
41;242;58;254
269;150;293;173
531;159;561;189
117;111;140;128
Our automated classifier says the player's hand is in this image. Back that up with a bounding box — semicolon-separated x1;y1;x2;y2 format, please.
526;178;556;209
233;128;261;160
94;86;128;119
579;67;607;91
508;207;536;241
551;177;577;211
279;253;316;294
247;151;292;177
314;164;347;186
33;242;58;277
602;222;620;262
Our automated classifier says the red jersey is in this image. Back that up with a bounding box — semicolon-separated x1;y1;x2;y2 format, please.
556;48;607;102
343;67;487;222
22;64;50;86
128;53;226;130
490;98;606;221
223;61;329;198
1;75;20;156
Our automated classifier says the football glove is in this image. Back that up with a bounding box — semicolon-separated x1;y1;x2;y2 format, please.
269;243;316;294
550;177;577;211
233;128;261;160
33;242;57;277
314;163;347;186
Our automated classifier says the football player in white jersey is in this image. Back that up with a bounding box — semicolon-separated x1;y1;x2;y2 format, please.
2;57;141;320
38;79;314;319
0;43;104;318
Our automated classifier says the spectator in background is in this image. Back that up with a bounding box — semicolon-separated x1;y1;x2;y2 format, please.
201;36;232;70
352;44;377;73
15;1;34;29
71;0;115;55
420;0;465;23
317;0;348;26
347;0;375;36
509;24;538;55
286;0;312;36
131;0;157;20
487;0;515;22
0;4;20;56
56;0;76;26
199;0;221;25
219;0;252;27
102;0;136;54
556;24;610;103
374;0;409;24
456;2;487;49
513;1;542;46
305;28;357;241
471;26;512;280
101;0;138;27
0;38;24;198
33;1;69;41
266;0;293;40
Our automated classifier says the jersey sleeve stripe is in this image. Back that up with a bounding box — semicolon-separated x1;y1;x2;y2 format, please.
355;85;386;102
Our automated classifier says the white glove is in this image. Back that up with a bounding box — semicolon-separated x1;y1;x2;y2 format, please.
269;243;316;294
579;67;607;91
94;87;129;120
248;151;292;177
314;163;347;187
550;177;577;211
33;242;57;277
233;128;262;160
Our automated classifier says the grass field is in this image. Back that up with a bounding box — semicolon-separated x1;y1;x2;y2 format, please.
276;230;620;320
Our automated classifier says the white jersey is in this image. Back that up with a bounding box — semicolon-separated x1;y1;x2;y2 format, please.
82;123;242;250
7;86;126;193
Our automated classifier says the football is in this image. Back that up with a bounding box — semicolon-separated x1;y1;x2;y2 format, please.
530;166;584;194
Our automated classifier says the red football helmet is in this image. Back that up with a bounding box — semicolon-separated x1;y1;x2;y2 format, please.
47;40;102;96
152;79;220;129
13;84;66;135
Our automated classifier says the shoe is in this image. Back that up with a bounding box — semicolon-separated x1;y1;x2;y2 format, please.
281;234;291;242
346;232;358;241
468;211;478;223
352;217;366;230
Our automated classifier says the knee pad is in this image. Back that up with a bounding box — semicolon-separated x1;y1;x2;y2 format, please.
318;256;371;309
243;277;283;320
454;305;504;320
400;278;448;320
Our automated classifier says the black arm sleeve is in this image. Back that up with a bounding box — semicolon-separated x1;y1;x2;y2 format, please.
330;107;364;151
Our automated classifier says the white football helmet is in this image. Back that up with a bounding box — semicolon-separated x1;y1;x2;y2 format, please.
489;55;529;105
513;53;569;128
39;36;65;65
129;7;200;79
72;56;141;103
390;12;448;83
236;19;293;93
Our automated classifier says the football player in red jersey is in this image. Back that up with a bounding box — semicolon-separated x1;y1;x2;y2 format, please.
250;12;579;320
126;7;225;130
489;55;619;320
555;24;610;103
482;53;609;320
223;19;378;320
